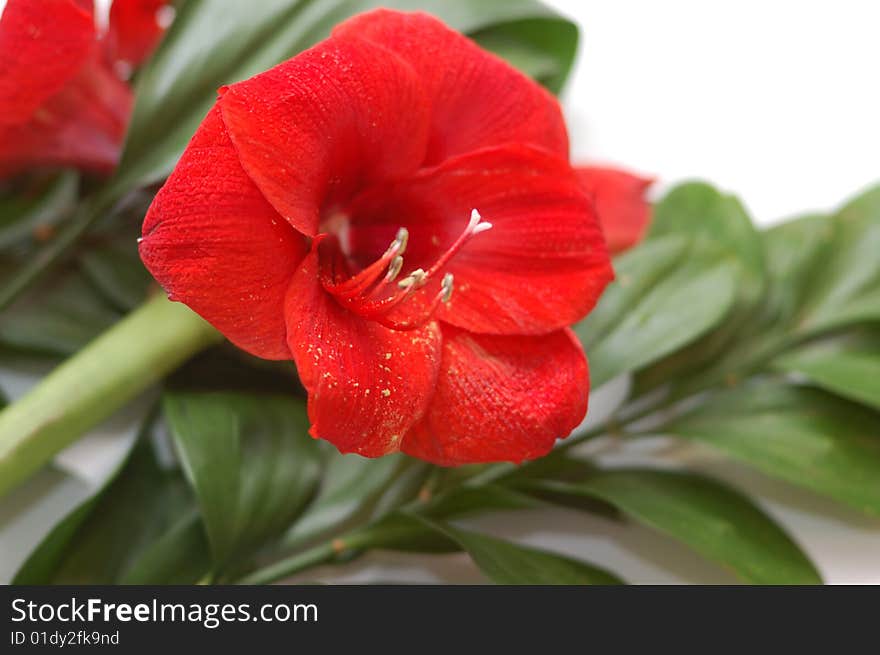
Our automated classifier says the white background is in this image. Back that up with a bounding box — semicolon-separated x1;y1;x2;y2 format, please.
1;1;879;584
554;0;880;223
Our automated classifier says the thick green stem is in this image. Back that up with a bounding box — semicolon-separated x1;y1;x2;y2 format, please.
0;293;222;498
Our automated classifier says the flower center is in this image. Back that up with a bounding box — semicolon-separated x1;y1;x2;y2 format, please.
319;209;492;330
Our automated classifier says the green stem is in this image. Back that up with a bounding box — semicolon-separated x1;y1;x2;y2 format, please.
0;293;222;498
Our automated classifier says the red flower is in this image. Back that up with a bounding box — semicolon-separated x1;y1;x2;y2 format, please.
140;10;614;465
103;0;169;72
576;166;653;254
0;0;169;178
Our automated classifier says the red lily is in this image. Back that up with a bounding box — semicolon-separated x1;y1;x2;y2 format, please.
577;166;653;254
140;9;615;465
0;0;168;178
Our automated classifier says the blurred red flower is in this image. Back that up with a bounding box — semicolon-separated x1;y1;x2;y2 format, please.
0;0;168;178
141;9;618;465
576;166;653;254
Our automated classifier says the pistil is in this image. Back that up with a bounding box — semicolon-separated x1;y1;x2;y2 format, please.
323;209;492;330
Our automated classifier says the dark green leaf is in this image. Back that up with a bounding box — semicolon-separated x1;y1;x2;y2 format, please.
347;485;545;555
773;332;880;410
168;343;302;395
529;469;821;584
419;518;624;584
469;16;576;91
119;0;578;189
367;458;433;519
163;391;323;567
79;239;152;312
575;235;738;387
282;453;405;549
663;381;880;516
14;439;203;584
424;484;546;518
0;173;78;250
356;513;461;553
120;512;211;584
0;268;120;357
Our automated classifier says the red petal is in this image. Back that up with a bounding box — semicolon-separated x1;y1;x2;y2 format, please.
0;0;94;125
140;106;306;360
285;242;442;457
346;145;614;335
218;35;430;237
334;9;569;164
402;326;589;466
0;54;132;177
576;166;653;254
105;0;167;69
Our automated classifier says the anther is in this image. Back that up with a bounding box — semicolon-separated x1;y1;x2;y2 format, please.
385;255;404;282
469;209;493;235
326;210;491;330
440;273;454;303
394;227;409;255
398;268;426;289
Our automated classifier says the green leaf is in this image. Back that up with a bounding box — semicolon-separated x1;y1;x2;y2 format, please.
345;485;546;555
637;184;880;399
469;15;576;92
14;439;205;584
758;213;832;328
575;235;739;387
118;0;578;189
120;512;212;584
163;391;323;568
751;185;880;338
529;469;820;584
797;184;880;334
0;268;120;357
634;183;766;393
351;512;460;554
773;332;880;410
0;173;78;250
650;181;765;285
424;484;546;518
419;518;624;584
79;239;153;312
282;452;404;548
663;380;880;516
